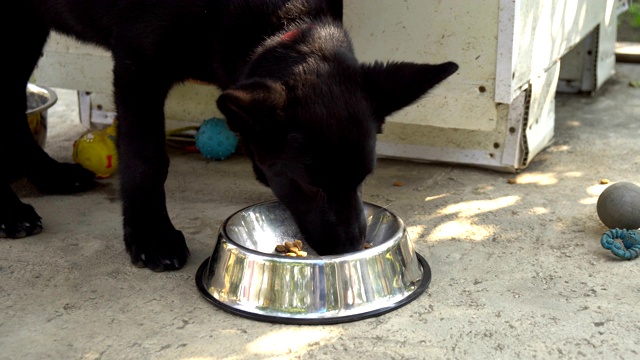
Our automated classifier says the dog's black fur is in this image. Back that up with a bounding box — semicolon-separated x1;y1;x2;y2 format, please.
2;0;458;271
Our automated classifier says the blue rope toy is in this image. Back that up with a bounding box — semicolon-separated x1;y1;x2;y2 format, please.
601;228;640;260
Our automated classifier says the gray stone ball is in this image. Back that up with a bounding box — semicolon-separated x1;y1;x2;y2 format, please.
597;182;640;229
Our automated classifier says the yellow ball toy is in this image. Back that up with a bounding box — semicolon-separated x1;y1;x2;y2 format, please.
72;122;118;178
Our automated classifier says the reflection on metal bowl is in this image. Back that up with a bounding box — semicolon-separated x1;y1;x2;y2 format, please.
26;83;58;148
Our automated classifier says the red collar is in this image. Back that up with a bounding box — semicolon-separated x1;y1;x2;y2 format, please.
281;24;315;41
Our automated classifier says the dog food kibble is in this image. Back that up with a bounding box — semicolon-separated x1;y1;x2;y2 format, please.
364;243;372;249
600;178;610;184
275;239;307;257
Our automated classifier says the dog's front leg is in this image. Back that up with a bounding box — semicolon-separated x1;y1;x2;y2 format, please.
112;57;189;271
0;183;42;238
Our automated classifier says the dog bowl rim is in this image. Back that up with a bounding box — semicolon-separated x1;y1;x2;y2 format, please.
195;200;432;325
218;200;405;261
26;83;58;115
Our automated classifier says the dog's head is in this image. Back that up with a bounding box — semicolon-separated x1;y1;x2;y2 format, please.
217;23;458;255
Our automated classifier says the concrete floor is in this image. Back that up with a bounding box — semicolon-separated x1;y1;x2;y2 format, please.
2;62;639;359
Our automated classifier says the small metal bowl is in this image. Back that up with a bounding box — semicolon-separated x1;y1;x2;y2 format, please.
196;201;431;324
26;83;58;148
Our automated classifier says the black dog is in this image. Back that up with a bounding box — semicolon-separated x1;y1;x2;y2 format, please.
2;0;458;271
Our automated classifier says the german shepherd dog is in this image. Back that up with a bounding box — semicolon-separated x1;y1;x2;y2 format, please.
2;0;458;271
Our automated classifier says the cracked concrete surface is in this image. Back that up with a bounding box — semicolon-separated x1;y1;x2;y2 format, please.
1;63;639;359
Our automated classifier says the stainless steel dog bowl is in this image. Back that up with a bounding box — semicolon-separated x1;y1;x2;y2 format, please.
196;201;431;324
26;83;57;148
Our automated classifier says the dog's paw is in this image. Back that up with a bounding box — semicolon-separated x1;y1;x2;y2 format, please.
0;201;43;239
31;163;96;194
125;226;190;272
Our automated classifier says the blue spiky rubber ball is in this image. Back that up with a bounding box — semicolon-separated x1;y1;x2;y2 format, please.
195;117;238;160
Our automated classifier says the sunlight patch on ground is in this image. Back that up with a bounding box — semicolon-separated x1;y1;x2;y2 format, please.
429;218;498;242
424;193;449;202
563;171;583;178
181;328;341;360
514;172;559;185
579;197;598;205
424;196;519;242
565;120;582;127
587;183;608;197
546;144;571;153
580;183;608;205
241;327;341;358
528;207;549;215
407;225;427;241
437;196;520;217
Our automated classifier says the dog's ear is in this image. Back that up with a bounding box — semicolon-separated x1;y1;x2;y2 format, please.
216;79;287;135
360;61;458;126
